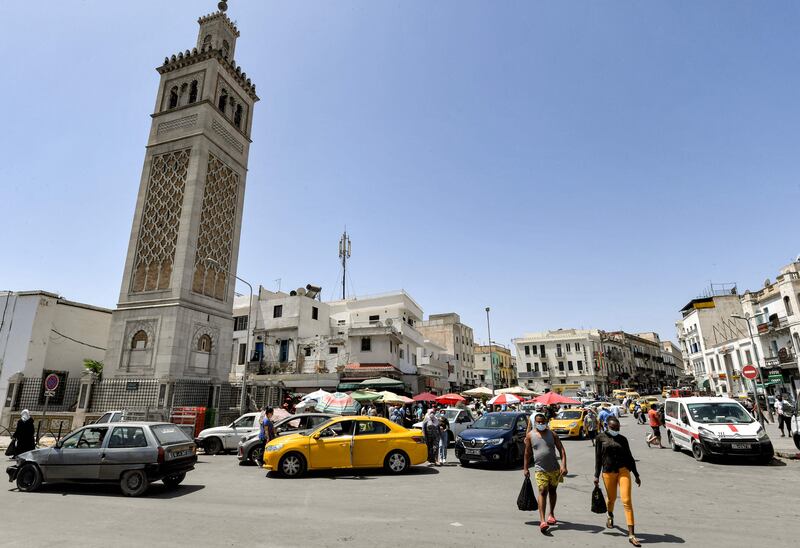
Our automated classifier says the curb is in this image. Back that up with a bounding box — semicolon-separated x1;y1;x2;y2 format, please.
776;451;800;460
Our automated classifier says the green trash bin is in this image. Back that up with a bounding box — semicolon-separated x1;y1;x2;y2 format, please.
205;408;218;428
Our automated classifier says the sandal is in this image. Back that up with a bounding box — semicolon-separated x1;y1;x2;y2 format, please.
546;515;557;525
539;522;549;533
606;513;614;529
628;535;641;547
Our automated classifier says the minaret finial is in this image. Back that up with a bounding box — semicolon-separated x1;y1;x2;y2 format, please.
218;1;228;13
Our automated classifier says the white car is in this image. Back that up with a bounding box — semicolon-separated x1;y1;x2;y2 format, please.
413;408;475;445
194;412;260;455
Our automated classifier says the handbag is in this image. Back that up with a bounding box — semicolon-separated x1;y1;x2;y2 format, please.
517;477;538;511
591;485;607;514
4;438;16;457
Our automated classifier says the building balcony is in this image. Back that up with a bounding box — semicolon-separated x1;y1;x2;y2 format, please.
518;371;542;379
756;316;790;334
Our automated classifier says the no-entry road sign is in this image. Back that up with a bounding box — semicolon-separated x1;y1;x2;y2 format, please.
742;365;758;380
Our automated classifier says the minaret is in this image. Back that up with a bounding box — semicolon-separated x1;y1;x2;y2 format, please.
104;1;258;384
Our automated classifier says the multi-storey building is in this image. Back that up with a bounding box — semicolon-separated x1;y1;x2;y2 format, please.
417;313;476;391
230;288;448;394
676;293;745;395
474;342;517;390
513;329;607;394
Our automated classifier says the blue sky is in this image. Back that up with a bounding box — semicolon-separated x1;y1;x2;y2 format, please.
2;1;799;347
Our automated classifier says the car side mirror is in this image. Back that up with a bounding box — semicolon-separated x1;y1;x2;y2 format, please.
312;432;321;440
55;441;63;449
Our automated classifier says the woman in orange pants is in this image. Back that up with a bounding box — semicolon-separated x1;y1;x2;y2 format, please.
594;416;642;546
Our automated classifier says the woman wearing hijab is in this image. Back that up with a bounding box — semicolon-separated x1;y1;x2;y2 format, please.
593;416;642;547
12;409;36;457
421;408;440;465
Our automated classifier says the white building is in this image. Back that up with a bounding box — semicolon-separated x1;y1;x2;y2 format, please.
0;291;111;420
230;288;435;394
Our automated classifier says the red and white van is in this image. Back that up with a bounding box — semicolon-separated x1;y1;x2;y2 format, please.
663;397;773;464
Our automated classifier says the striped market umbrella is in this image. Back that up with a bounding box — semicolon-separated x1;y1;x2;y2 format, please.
488;393;523;406
315;392;362;415
301;389;331;402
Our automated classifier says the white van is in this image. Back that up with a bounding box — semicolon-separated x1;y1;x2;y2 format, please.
663;396;773;464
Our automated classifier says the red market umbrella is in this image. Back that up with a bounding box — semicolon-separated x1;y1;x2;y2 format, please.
527;392;581;406
413;392;438;402
435;393;466;406
488;393;523;406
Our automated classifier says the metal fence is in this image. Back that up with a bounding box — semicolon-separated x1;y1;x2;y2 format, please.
89;378;160;412
15;377;81;412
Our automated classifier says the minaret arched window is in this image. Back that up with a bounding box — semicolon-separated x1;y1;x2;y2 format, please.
222;40;230;58
131;330;148;349
198;334;212;353
218;89;228;113
203;34;212;51
168;86;179;109
234;104;243;128
189;80;198;103
179;82;188;106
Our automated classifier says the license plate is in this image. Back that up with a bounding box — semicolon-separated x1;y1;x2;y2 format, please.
731;443;751;450
465;448;481;455
171;449;192;458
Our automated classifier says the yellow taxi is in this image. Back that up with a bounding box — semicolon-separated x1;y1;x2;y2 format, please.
629;396;659;413
548;408;587;439
612;389;628;401
262;416;428;477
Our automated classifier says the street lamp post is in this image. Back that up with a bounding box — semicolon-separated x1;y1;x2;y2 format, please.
732;313;775;422
485;307;495;392
205;258;253;415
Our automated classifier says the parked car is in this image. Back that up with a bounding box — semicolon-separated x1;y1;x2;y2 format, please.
663;397;773;464
237;413;335;465
412;407;475;445
195;412;260;455
549;408;586;439
6;422;197;496
94;410;126;424
454;412;528;466
261;416;427;477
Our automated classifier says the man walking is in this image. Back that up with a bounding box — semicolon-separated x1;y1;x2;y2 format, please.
598;406;612;432
775;394;794;437
257;407;275;467
523;413;568;534
584;408;599;446
646;404;663;448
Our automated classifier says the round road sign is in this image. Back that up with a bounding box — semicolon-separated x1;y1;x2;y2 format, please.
44;373;60;392
742;365;758;380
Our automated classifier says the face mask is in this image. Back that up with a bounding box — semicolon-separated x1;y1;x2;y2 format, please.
608;430;620;437
535;423;547;432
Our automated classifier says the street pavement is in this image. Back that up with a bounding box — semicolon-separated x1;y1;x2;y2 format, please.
2;415;799;548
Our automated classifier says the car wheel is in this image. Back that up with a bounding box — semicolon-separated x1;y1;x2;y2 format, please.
691;441;707;462
120;470;150;497
16;463;42;492
204;437;223;455
668;432;681;452
248;445;264;465
278;453;306;478
384;450;409;474
459;458;470;466
162;472;186;489
793;433;800;451
759;452;775;465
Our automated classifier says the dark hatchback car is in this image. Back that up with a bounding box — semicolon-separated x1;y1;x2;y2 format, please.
455;412;528;466
7;422;197;497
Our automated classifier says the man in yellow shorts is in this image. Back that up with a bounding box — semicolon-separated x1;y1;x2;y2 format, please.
523;412;568;533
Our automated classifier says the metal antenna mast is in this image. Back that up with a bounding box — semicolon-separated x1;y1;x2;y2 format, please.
338;229;351;300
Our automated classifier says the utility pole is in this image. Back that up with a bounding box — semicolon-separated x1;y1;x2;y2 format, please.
338;229;351;300
485;307;494;392
732;314;775;422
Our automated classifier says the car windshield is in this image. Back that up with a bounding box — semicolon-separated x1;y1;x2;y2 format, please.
471;414;514;429
151;424;191;445
444;410;460;421
687;403;754;424
556;410;582;420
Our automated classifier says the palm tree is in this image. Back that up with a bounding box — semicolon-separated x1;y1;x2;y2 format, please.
83;359;103;381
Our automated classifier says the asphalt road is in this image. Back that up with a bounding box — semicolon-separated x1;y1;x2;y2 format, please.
2;415;799;548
